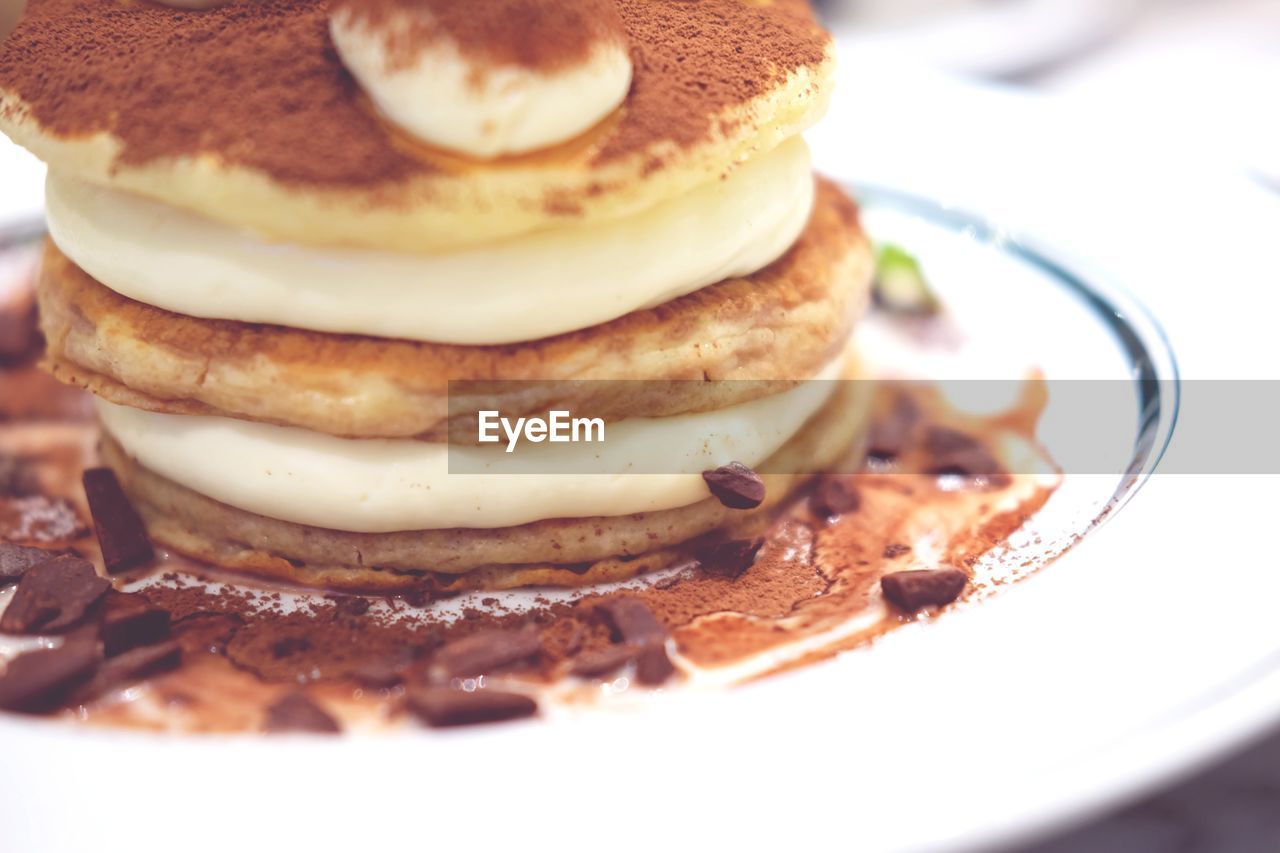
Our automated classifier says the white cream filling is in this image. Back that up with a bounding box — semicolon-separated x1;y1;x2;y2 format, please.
96;352;846;533
330;7;632;158
45;136;814;345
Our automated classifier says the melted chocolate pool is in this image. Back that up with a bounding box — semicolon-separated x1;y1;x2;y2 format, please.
0;252;1066;734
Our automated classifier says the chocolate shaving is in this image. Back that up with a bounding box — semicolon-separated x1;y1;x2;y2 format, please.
881;569;968;612
263;691;341;734
867;393;922;460
0;541;67;586
0;285;37;363
101;590;171;656
702;462;766;509
924;427;1003;479
809;475;861;518
406;686;537;728
0;495;88;543
0;630;102;713
0;555;110;634
71;640;181;704
82;468;154;574
694;537;765;579
0;454;41;497
634;643;676;686
430;628;541;680
596;597;667;645
569;644;636;679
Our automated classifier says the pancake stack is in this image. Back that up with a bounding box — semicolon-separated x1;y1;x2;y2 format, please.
0;0;874;592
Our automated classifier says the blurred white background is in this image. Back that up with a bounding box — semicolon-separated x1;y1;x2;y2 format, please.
818;2;1280;849
820;0;1280;191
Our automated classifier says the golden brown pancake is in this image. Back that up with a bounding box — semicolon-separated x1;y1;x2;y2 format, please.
40;180;872;440
100;375;872;592
0;0;834;250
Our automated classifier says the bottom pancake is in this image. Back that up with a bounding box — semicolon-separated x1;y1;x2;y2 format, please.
100;378;872;592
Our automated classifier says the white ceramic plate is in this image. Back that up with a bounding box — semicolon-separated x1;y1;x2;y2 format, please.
2;61;1279;853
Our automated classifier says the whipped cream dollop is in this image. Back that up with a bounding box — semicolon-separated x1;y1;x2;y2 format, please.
46;137;813;345
330;0;632;158
96;350;857;533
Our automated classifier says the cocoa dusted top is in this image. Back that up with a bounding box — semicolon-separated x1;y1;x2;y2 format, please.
332;0;627;74
0;0;829;188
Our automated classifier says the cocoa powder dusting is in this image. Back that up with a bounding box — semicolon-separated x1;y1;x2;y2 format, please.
0;0;829;185
335;0;625;73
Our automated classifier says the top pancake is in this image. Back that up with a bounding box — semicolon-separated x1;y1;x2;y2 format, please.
0;0;834;251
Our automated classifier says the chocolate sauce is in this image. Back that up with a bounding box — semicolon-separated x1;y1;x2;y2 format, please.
0;256;1065;733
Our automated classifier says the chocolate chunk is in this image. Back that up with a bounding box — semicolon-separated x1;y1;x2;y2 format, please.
0;286;37;362
809;475;861;518
596;597;668;645
924;428;1002;479
881;569;968;611
82;468;154;574
101;590;171;656
0;455;41;497
0;495;88;544
883;543;911;559
0;541;66;586
332;596;370;617
0;631;103;713
406;686;537;728
569;645;636;679
0;555;110;634
694;537;765;579
867;393;922;460
431;628;541;680
263;691;341;735
634;643;677;686
702;462;766;509
71;640;181;704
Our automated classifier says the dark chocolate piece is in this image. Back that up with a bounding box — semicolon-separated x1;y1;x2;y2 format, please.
866;393;922;460
81;468;154;574
924;427;1003;478
0;495;88;544
695;537;765;579
0;541;64;586
0;455;41;497
0;555;110;634
883;543;911;559
881;569;968;611
431;628;541;679
332;596;371;617
263;691;341;734
407;686;537;728
809;475;861;518
569;645;636;679
0;631;102;713
101;590;171;656
701;462;766;509
0;287;37;362
71;640;181;704
634;643;676;686
596;597;667;645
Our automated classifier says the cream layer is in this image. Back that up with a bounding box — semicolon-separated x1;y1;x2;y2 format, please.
95;349;849;533
45;137;813;345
